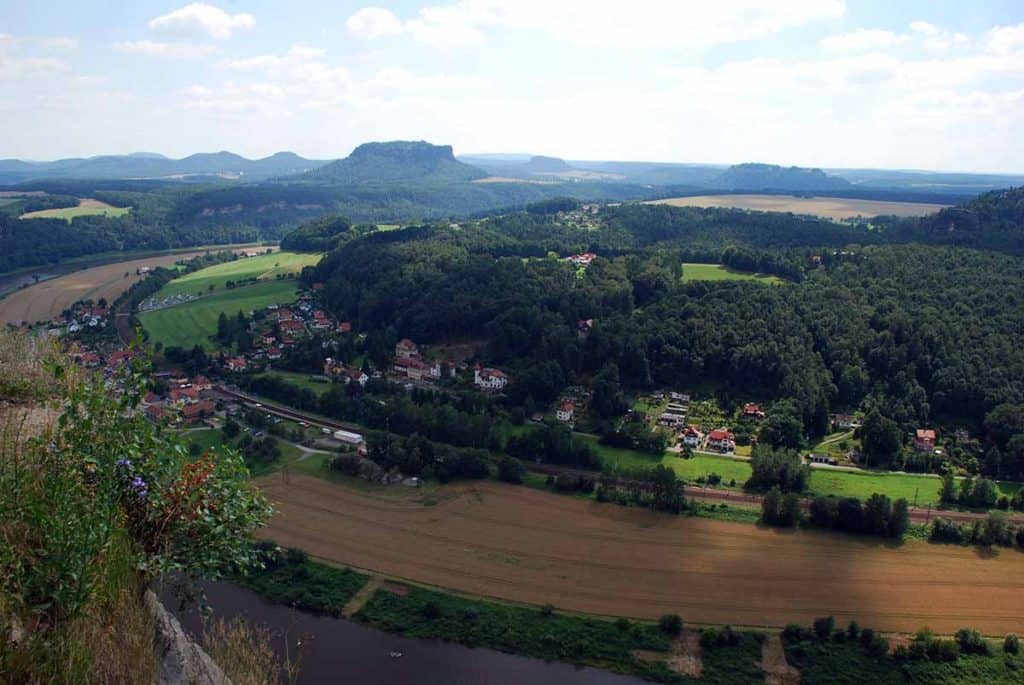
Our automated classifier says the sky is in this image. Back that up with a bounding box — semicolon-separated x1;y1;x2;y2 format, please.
1;1;1024;172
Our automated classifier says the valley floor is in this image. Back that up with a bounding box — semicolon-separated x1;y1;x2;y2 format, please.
254;472;1024;635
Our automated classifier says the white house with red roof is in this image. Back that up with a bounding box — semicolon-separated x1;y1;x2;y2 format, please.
681;426;703;448
742;403;765;420
706;428;735;452
474;364;509;391
226;357;247;372
556;400;575;422
914;429;936;451
396;338;419;360
395;357;428;380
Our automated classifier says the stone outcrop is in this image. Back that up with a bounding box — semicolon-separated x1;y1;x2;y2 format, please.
145;590;232;685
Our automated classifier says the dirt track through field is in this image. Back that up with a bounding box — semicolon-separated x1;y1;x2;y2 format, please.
256;474;1024;635
0;248;266;325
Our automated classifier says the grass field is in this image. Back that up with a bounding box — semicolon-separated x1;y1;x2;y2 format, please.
20;198;131;221
254;473;1024;634
0;247;264;326
584;436;1020;506
647;194;949;220
256;370;333;396
681;263;783;284
156;251;321;298
139;280;299;350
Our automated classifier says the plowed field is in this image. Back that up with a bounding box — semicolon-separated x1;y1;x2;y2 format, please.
256;474;1024;634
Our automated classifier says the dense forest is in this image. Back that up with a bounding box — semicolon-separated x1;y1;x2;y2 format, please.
300;200;1024;478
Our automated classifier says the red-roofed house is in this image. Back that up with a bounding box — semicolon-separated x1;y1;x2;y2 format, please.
474;364;508;391
556;401;574;422
914;429;936;452
742;403;765;419
707;429;735;452
267;347;282;360
192;375;212;391
226;357;247;372
394;357;428;381
347;368;369;387
145;405;170;423
169;387;200;405
396;338;419;360
106;349;134;368
337;321;352;333
681;426;703;448
182;400;216;424
279;319;305;335
566;252;596;267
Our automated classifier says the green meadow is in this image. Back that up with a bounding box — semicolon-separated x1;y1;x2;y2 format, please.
580;435;1020;506
139;280;299;350
156;251;321;298
20;202;131;222
681;262;783;284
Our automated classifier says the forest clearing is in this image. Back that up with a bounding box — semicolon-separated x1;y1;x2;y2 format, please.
19;198;131;221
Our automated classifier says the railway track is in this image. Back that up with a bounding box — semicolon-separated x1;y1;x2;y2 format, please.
220;386;1024;526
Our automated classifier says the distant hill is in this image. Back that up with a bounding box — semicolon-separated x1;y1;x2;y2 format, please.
0;151;329;183
280;214;354;252
887;185;1024;254
712;163;852;192
522;155;573;173
300;141;487;185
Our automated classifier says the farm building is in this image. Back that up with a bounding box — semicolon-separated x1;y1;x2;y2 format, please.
333;429;364;445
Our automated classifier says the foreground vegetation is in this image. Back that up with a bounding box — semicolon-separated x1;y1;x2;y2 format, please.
0;333;273;681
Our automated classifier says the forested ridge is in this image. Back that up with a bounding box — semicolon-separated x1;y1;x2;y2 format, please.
302;200;1024;479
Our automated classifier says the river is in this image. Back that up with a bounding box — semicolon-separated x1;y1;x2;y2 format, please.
170;581;648;685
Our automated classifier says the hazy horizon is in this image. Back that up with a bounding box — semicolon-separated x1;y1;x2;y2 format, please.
2;1;1024;173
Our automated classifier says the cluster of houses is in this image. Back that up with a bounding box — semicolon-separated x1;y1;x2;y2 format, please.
219;293;353;374
63;302;109;333
67;343;141;376
391;338;455;382
323;358;370;387
142;373;217;425
565;252;597;268
388;338;509;392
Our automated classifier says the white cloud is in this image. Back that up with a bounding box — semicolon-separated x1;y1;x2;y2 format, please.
347;0;846;47
114;40;216;58
41;37;79;50
0;55;69;80
910;21;940;36
346;8;403;39
149;3;254;41
820;29;908;52
987;23;1024;55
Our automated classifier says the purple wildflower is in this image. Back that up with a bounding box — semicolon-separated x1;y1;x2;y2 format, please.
116;458;132;470
130;475;148;499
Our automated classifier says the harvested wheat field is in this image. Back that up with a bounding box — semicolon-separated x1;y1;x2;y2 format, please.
647;194;949;220
0;247;270;325
257;474;1024;635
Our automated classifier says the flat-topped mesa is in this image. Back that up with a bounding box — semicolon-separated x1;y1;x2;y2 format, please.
300;140;487;185
715;163;852;192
